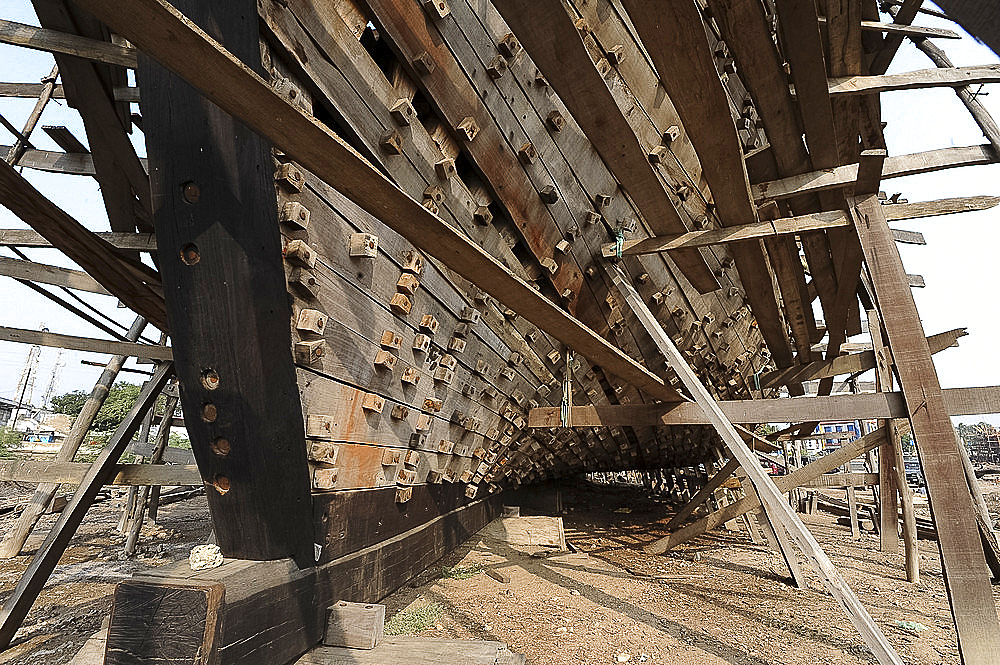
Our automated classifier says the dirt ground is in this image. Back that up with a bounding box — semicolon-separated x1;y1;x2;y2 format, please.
0;477;997;665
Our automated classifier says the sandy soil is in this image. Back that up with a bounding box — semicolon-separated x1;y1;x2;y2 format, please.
0;477;996;665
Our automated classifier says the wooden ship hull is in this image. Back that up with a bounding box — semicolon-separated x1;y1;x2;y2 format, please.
2;0;1000;663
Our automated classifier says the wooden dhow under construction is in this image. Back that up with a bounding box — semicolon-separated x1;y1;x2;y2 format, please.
0;0;999;662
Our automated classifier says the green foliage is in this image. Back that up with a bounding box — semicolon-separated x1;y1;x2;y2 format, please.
0;427;21;457
900;431;915;453
168;432;192;449
50;382;143;433
384;602;442;636
51;390;88;418
753;423;779;437
440;564;483;580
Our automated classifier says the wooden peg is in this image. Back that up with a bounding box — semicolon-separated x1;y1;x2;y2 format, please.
584;210;601;225
438;439;455;454
540;185;559;204
284;239;316;268
498;32;521;59
518;142;537;165
349;233;378;258
486;55;508;79
456;117;479;141
280;201;310;230
474;355;489;376
435;158;457;179
415;413;432;432
396;273;420;296
412;333;431;354
606;44;626;66
390;404;409;421
473;205;493;225
395;486;413;504
540;256;558;275
507;352;522;365
419;314;439;334
402;250;424;274
381;449;401;465
389;98;416;126
380;330;403;349
389;293;412;316
362;393;385;413
401;366;420;386
462;383;476;397
312;467;339;491
448;337;467;353
424;184;445;204
308;441;338;464
421;0;450;19
499;367;515;382
438;354;457;371
294;339;326;364
546;110;566;132
427;470;443;484
433;367;454;384
289;267;320;298
663;125;681;144
454;322;472;338
374;349;398;371
648;146;668;165
555;239;570;254
459;306;481;324
413;51;435;76
296;309;328;335
275;163;305;192
423;397;443;412
379;129;404;155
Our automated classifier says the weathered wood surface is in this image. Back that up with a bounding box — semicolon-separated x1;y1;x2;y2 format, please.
0;460;200;486
666;458;741;529
0;326;171;359
297;638;523;665
139;0;314;564
0;256;110;295
609;266;901;664
323;601;384;650
752;144;999;201
490;0;718;293
759;327;965;388
0;160;166;329
829;65;1000;95
480;516;566;550
0;17;137;67
107;495;501;665
76;0;683;403
800;473;879;489
854;194;1000;662
528;384;1000;427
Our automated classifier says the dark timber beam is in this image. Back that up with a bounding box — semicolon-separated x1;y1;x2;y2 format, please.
852;193;1000;663
136;0;314;564
71;0;684;403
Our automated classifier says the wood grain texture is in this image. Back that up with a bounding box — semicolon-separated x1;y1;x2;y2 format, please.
829;64;1000;95
0;326;170;359
138;0;313;564
75;0;682;403
489;0;718;293
0;17;137;67
853;194;1000;663
0;460;200;486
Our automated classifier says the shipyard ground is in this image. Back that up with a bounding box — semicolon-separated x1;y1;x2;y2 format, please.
0;480;995;665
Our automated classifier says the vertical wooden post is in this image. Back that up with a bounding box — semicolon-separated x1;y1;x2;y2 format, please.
869;308;918;581
853;194;1000;662
137;0;313;564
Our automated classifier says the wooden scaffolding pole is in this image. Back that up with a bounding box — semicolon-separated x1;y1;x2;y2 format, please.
852;193;1000;663
608;265;902;665
0;362;172;649
0;315;147;558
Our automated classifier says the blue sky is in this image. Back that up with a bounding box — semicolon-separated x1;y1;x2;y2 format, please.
0;2;998;427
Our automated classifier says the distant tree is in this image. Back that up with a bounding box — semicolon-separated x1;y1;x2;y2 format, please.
50;390;89;418
754;423;779;437
0;427;20;456
50;382;143;433
900;431;915;454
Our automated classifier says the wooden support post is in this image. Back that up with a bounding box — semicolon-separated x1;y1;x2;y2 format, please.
609;265;902;665
0;316;147;559
852;194;1000;663
754;505;807;589
124;389;178;556
137;0;314;563
0;362;172;650
665;457;741;529
847;484;861;539
868;310;903;555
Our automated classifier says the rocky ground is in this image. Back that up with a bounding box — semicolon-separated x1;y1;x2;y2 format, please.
0;477;996;665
